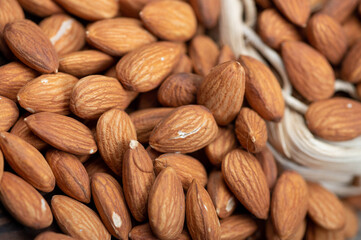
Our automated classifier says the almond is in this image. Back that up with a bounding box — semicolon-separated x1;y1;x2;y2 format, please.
266;218;306;240
4;19;59;73
146;145;161;162
158;73;203;107
84;156;113;178
118;0;151;18
97;109;136;175
320;0;359;23
258;9;301;50
305;97;361;141
222;149;270;219
307;182;345;230
40;14;85;56
138;89;161;109
255;0;273;8
220;215;258;240
0;132;55;192
239;55;285;121
17;72;78;115
17;0;63;17
140;0;196;41
129;223;191;240
207;170;237;219
25;112;97;155
70;75;134;119
306;221;344;240
189;35;219;76
46;149;90;203
186;179;221;240
342;202;359;239
52;195;110;240
35;231;76;240
255;147;278;189
281;41;335;101
172;53;193;74
116;41;182;92
190;0;220;29
54;0;119;21
235;107;267;153
197;61;245;125
341;40;361;83
217;45;236;64
92;173;132;240
123;140;155;222
0;96;19;131
344;194;361;210
273;0;310;27
0;150;3;182
149;105;218;153
148;167;185;239
154;153;207;190
86;18;156;56
342;16;361;46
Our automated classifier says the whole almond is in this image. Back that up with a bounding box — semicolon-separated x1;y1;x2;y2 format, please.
116;41;182;92
17;73;78;115
258;9;301;50
306;222;344;240
35;231;76;240
92;173;132;240
149;105;218;153
217;45;236;64
343;202;359;239
52;195;110;240
198;61;245;125
320;0;359;23
273;0;310;27
17;0;63;17
235;107;267;153
255;147;278;189
190;0;220;29
342;17;361;46
154;153;207;190
305;97;361;141
4;19;58;73
40;14;85;56
172;53;193;74
281;41;335;101
0;96;19;131
186;179;221;240
239;55;284;121
0;62;38;101
97;109;136;175
341;40;361;83
307;182;345;230
222;149;270;219
46;149;90;203
123;140;155;222
0;132;55;192
0;172;53;229
25;112;97;155
70;75;134;119
220;215;258;240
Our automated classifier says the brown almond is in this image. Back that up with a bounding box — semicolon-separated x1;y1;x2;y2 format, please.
146;145;161;162
123;140;155;222
137;89;161;109
116;41;182;92
129;223;191;240
0;132;55;192
84;156;113;178
306;222;344;240
0;150;3;182
273;0;310;27
0;172;53;229
118;0;151;18
4;19;58;73
0;95;19;131
46;149;90;203
97;109;136;175
342;16;361;46
35;231;76;240
172;53;193;74
222;149;270;219
149;105;218;153
343;202;359;239
281;41;335;101
92;173;132;240
220;215;258;240
320;0;359;23
190;0;220;29
344;194;361;210
17;0;63;17
25;112;97;155
266;218;306;240
217;45;236;64
341;40;361;83
255;0;273;8
255;147;278;189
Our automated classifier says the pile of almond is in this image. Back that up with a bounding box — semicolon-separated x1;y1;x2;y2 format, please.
0;0;359;239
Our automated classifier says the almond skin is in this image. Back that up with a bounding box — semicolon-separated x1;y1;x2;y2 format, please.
84;156;113;178
217;45;236;64
0;150;3;182
255;147;278;189
25;112;97;155
46;149;91;203
97;109;137;175
273;0;310;27
343;202;359;239
0;132;55;192
198;61;246;125
220;215;258;240
123;140;155;222
239;55;285;122
17;73;78;115
154;153;207;190
40;14;85;56
129;223;191;240
306;222;344;240
52;195;111;240
281;41;335;101
222;149;270;219
0;172;53;229
320;0;359;23
92;173;132;240
148;167;185;240
305;97;361;141
0;96;19;132
306;13;347;65
186;180;221;240
140;0;197;41
149;105;218;153
4;19;58;73
190;0;220;29
116;41;182;92
172;53;193;74
35;231;76;240
341;40;361;83
307;182;346;230
266;218;306;240
17;0;63;17
86;18;156;56
0;62;38;101
342;16;361;47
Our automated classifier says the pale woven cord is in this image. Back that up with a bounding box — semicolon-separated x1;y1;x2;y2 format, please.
220;0;361;197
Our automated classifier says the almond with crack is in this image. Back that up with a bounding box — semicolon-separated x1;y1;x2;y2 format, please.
220;215;258;240
0;95;18;131
273;0;310;27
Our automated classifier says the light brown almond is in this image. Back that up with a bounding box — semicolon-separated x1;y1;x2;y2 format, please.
266;218;306;240
341;40;361;83
255;147;278;189
190;0;220;29
0;95;19;131
306;222;344;240
343;202;359;239
17;0;63;17
342;16;361;46
255;0;273;8
172;53;193;74
320;0;359;23
217;45;236;64
220;215;258;240
273;0;310;27
35;231;76;240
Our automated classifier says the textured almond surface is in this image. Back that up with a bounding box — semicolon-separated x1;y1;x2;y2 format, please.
320;0;359;23
341;40;361;83
0;96;19;132
273;0;310;26
255;147;278;189
220;215;257;240
190;0;220;29
35;231;76;240
17;0;63;17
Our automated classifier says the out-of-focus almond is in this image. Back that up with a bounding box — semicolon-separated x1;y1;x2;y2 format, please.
35;231;76;240
217;45;236;64
342;17;361;46
17;0;63;17
273;0;310;27
220;215;258;240
255;0;272;8
190;0;220;29
129;223;191;240
341;40;361;83
255;147;278;189
320;0;359;23
137;89;161;109
306;222;344;240
0;96;18;131
266;218;306;240
343;202;359;238
0;150;3;182
172;54;193;74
